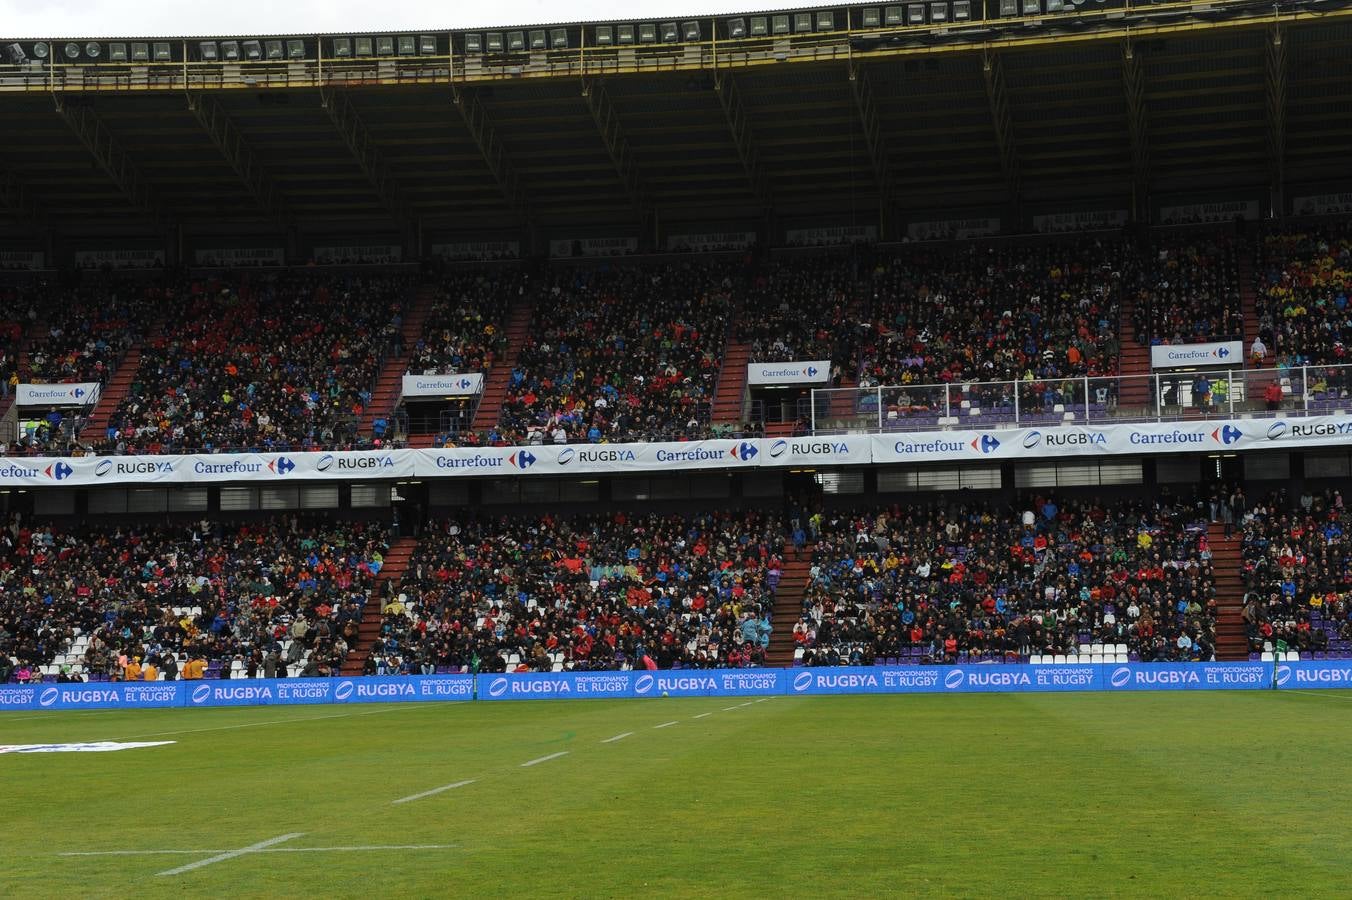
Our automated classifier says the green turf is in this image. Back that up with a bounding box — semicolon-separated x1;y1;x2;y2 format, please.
2;691;1350;898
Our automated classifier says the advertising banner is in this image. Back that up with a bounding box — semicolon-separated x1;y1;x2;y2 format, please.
430;241;520;261
15;383;100;407
763;436;872;468
1150;341;1243;369
1031;210;1128;233
1159;200;1260;224
747;361;830;386
666;231;757;252
785;225;877;246
906;218;1001;241
314;245;402;265
402;373;484;397
182;675;473;708
1275;659;1352;689
1293;193;1352;217
193;247;285;267
0;249;45;270
549;237;638;258
73;249;165;269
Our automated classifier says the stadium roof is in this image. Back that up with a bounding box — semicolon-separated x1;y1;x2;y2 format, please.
1;0;1350;244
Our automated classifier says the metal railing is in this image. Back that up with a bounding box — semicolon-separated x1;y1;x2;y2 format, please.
810;365;1352;434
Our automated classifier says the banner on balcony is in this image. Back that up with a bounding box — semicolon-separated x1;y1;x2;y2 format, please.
784;225;877;246
666;231;757;252
1158;200;1259;224
549;237;638;258
15;383;101;407
1031;210;1128;233
906;218;1001;241
402;373;484;397
73;249;165;269
430;241;520;261
1150;341;1243;369
1293;193;1352;217
0;250;45;270
313;245;402;264
747;361;830;386
193;247;285;267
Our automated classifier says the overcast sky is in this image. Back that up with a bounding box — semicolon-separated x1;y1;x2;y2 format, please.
0;0;793;38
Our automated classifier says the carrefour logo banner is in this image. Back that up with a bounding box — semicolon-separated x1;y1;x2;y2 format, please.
402;373;483;397
16;383;101;407
1275;660;1352;689
765;436;871;467
747;361;830;386
1150;341;1242;369
426;439;768;477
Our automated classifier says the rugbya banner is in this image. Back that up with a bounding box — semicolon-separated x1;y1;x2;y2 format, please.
9;661;1342;712
3;417;1350;487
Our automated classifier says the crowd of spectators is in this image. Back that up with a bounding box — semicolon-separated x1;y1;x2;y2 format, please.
22;279;164;385
0;514;389;683
1255;223;1352;370
406;271;518;377
792;494;1217;666
1240;488;1352;657
98;274;408;453
366;510;780;675
741;256;864;374
1132;235;1242;346
495;265;732;444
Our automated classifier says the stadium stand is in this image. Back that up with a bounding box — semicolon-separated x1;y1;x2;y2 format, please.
1132;234;1243;347
1255;222;1352;370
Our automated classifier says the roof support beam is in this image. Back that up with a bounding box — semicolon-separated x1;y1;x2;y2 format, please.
982;51;1022;207
580;77;654;235
187;92;287;224
847;61;896;238
1122;39;1151;222
451;85;530;223
713;71;773;214
319;86;416;233
54;99;166;226
1264;25;1287;215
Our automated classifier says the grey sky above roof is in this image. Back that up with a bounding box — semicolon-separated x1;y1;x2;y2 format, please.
0;0;795;38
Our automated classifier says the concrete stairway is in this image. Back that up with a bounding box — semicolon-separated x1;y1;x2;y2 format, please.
765;543;812;668
1207;523;1249;661
77;347;142;446
1118;295;1153;411
711;340;751;427
1238;252;1271;367
469;301;535;435
341;536;418;676
364;285;434;440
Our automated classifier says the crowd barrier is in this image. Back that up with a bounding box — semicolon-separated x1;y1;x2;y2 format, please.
2;661;1351;712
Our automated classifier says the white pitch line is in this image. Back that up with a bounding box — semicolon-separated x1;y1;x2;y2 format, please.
156;832;304;876
520;751;569;767
600;732;633;744
63;850;230;857
64;844;456;858
391;780;476;805
653;721;678;729
692;712;713;719
1284;690;1352;702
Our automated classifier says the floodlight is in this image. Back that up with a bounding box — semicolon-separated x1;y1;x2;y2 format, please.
397;35;416;55
376;36;394;56
727;18;747;38
884;5;904;24
463;34;482;53
109;42;127;62
862;8;882;27
64;42;81;59
1022;0;1041;12
639;24;657;43
418;35;437;54
931;3;949;22
4;43;26;65
221;40;239;61
680;21;700;41
355;37;373;56
817;11;835;29
550;29;568;49
772;15;791;34
131;42;149;62
529;30;546;50
287;40;305;59
32;41;49;59
660;23;679;43
264;40;282;60
794;13;813;31
1046;0;1064;10
507;32;525;52
153;42;172;61
199;41;217;60
85;42;102;58
242;40;262;60
953;1;972;20
617;25;635;44
750;17;769;36
486;33;503;52
907;4;927;24
595;26;614;45
1000;0;1018;13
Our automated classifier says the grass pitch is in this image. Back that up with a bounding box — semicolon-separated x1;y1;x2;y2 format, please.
3;691;1350;898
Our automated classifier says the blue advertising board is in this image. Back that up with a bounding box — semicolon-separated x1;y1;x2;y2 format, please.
182;675;474;708
1275;659;1352;689
1102;661;1270;692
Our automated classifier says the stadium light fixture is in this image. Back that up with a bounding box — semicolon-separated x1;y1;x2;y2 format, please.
485;33;503;52
906;4;926;24
265;40;283;60
63;41;80;59
1045;0;1064;11
999;0;1017;13
130;42;149;62
287;40;305;59
953;0;972;19
772;15;791;34
397;35;416;55
529;30;546;50
639;24;657;43
354;37;373;57
507;32;525;52
862;8;882;27
199;41;217;60
418;35;437;54
31;41;49;60
681;21;700;41
108;42;128;62
243;40;262;61
1021;0;1041;13
750;17;769;36
595;26;614;45
85;41;102;58
221;40;240;61
794;13;813;32
884;5;904;24
817;11;835;29
153;42;172;61
660;23;679;43
930;3;948;22
3;43;25;65
463;34;482;53
617;24;635;44
376;36;395;56
550;29;568;49
727;17;747;38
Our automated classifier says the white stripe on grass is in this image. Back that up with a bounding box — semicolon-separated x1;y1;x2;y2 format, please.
390;780;476;805
520;751;569;767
